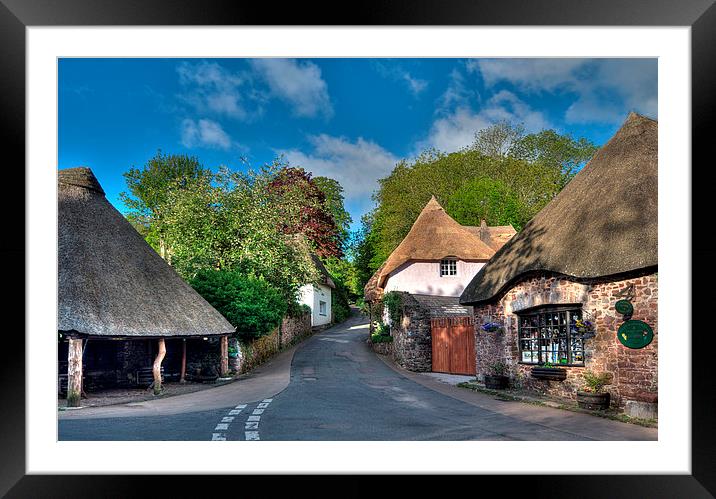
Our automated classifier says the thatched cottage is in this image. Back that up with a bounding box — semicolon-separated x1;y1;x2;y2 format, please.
298;253;336;327
460;113;658;417
364;196;515;374
58;167;235;406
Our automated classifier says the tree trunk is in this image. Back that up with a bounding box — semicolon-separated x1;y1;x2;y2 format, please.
180;339;187;384
153;338;166;395
67;337;83;407
220;336;229;377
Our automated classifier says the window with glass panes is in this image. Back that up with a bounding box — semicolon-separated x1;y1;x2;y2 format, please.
440;258;457;276
517;306;585;366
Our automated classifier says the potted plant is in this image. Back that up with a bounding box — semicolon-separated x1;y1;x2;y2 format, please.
576;370;612;410
481;321;503;333
484;361;509;389
530;361;567;381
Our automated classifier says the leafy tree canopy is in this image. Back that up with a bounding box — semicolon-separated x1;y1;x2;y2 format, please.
190;269;286;341
446;177;525;229
360;121;598;275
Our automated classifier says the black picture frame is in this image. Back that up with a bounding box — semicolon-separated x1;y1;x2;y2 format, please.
2;0;714;496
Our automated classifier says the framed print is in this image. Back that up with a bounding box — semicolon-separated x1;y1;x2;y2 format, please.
2;0;715;496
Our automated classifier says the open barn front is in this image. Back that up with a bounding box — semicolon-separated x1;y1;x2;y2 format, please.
57;335;228;399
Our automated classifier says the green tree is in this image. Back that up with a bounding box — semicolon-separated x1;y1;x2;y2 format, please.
120;151;211;261
313;176;353;251
190;269;286;341
161;162;320;302
446;177;526;229
358;121;598;277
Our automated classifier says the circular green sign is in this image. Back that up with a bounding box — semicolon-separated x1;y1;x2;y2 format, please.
617;320;653;349
615;299;634;315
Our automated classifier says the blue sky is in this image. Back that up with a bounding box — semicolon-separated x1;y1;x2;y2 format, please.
59;58;657;232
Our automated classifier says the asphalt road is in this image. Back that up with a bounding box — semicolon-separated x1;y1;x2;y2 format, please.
59;310;656;441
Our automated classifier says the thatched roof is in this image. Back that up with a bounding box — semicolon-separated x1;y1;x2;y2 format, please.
460;113;658;305
363;197;515;302
58;167;235;337
310;253;336;289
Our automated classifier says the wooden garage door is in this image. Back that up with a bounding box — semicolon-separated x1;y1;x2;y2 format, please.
431;316;476;375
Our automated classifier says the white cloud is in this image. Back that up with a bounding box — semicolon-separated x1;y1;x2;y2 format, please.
176;61;262;120
181;118;232;150
422;90;551;153
374;61;428;97
278;135;398;212
250;59;333;118
472;58;657;124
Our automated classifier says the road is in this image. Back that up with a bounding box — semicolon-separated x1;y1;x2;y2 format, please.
58;310;656;441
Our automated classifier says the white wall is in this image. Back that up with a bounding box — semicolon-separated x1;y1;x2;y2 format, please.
383;260;485;297
298;283;332;327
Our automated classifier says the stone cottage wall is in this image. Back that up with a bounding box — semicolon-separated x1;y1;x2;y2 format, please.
392;293;432;372
472;271;658;410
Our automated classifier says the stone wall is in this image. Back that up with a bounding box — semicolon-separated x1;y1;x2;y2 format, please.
391;293;433;372
237;311;312;374
280;311;312;347
371;340;394;356
472;271;658;411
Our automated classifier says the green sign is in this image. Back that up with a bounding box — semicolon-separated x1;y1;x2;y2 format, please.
615;299;634;316
617;320;653;349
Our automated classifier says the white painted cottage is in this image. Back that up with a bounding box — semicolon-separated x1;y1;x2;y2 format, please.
298;254;336;327
364;196;516;307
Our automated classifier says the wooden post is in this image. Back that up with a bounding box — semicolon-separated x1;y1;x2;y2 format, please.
67;337;83;407
220;335;229;378
153;338;166;395
180;339;187;384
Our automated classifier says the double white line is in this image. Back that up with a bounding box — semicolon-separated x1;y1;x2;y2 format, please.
245;399;273;441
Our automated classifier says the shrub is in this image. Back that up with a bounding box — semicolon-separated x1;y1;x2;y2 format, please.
488;361;508;376
331;280;352;324
383;291;403;325
190;269;287;342
286;300;311;318
581;370;612;393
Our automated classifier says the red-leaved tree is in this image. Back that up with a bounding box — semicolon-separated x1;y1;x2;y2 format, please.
268;167;342;259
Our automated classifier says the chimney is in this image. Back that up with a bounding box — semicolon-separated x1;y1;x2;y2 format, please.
479;219;491;245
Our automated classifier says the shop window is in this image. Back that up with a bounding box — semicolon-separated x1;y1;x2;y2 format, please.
440;258;457;276
517;306;585;366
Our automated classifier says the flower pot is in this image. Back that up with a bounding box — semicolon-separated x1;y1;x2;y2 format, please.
530;367;567;381
577;390;611;410
484;374;509;390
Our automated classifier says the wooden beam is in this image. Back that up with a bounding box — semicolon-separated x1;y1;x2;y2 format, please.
220;335;229;377
67;337;83;407
153;338;166;395
180;339;187;384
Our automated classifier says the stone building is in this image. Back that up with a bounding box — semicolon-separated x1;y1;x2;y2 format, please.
459;113;658;417
58;167;235;406
364;196;515;374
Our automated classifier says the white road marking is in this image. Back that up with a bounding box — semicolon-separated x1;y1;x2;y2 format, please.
247;415;261;422
211;433;226;441
245;431;260;441
229;409;242;415
235;404;247;409
262;399;273;403
252;409;264;415
245;421;259;430
257;402;269;409
214;423;229;431
221;416;234;423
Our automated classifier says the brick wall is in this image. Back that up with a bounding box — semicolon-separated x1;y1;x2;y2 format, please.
472;271;658;410
391;293;433;372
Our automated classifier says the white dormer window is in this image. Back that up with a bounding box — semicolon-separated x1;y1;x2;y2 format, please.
440;258;457;276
